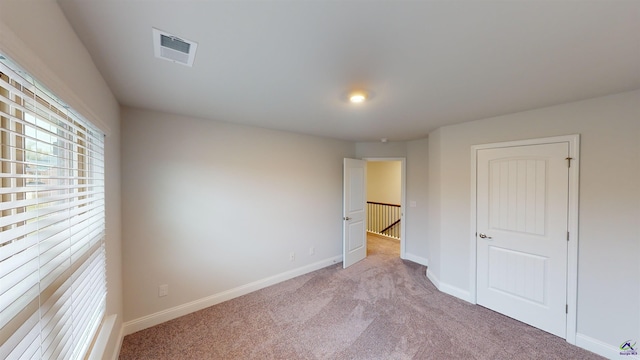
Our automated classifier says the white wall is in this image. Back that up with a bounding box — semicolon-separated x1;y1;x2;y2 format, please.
426;131;442;281
356;141;407;158
121;107;355;325
427;90;640;355
0;1;122;358
405;138;429;263
367;161;402;205
356;141;430;264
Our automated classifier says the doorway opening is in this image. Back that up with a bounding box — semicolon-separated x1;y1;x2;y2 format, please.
342;157;406;269
365;158;406;259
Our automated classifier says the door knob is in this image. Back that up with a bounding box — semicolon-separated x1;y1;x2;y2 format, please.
343;216;352;220
478;233;492;239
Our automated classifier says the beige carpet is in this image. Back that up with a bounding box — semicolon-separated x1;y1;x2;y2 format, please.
119;235;602;359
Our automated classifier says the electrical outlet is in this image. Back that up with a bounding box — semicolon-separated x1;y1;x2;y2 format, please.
158;284;169;297
309;247;315;255
289;252;295;261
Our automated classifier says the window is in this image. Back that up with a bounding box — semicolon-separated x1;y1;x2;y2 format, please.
0;55;106;359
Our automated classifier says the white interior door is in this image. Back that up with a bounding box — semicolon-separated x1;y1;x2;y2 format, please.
476;142;569;338
343;158;366;268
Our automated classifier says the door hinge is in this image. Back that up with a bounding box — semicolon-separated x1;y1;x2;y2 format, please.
566;304;568;314
566;157;573;167
567;231;569;241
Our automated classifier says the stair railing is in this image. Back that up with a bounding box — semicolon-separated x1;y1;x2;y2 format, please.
366;201;401;239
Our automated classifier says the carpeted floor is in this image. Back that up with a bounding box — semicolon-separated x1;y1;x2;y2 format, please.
119;235;602;359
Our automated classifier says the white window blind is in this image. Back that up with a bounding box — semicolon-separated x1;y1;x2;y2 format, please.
0;55;106;359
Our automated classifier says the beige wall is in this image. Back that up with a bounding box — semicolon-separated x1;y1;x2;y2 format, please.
0;1;122;358
367;161;402;205
121;107;355;323
427;90;640;354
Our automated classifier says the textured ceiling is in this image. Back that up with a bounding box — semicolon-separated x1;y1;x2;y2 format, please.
58;0;640;141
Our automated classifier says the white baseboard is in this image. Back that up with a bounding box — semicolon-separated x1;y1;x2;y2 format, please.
576;333;639;359
403;253;428;266
439;282;472;303
425;268;473;303
426;268;440;287
123;255;342;335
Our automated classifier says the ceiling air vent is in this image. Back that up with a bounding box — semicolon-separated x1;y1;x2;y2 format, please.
152;28;198;67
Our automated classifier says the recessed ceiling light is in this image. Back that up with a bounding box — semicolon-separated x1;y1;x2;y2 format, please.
349;91;367;103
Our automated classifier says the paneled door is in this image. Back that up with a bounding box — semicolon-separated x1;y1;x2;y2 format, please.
343;158;366;268
476;142;569;338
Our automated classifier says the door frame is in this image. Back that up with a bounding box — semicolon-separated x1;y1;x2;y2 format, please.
469;135;580;344
363;157;407;259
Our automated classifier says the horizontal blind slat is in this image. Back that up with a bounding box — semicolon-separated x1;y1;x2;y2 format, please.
0;256;39;298
0;200;105;241
0;311;40;360
0;235;38;262
0;272;39;313
70;248;105;358
1;55;105;360
0;184;104;196
0;244;38;278
0;285;39;330
41;298;73;359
